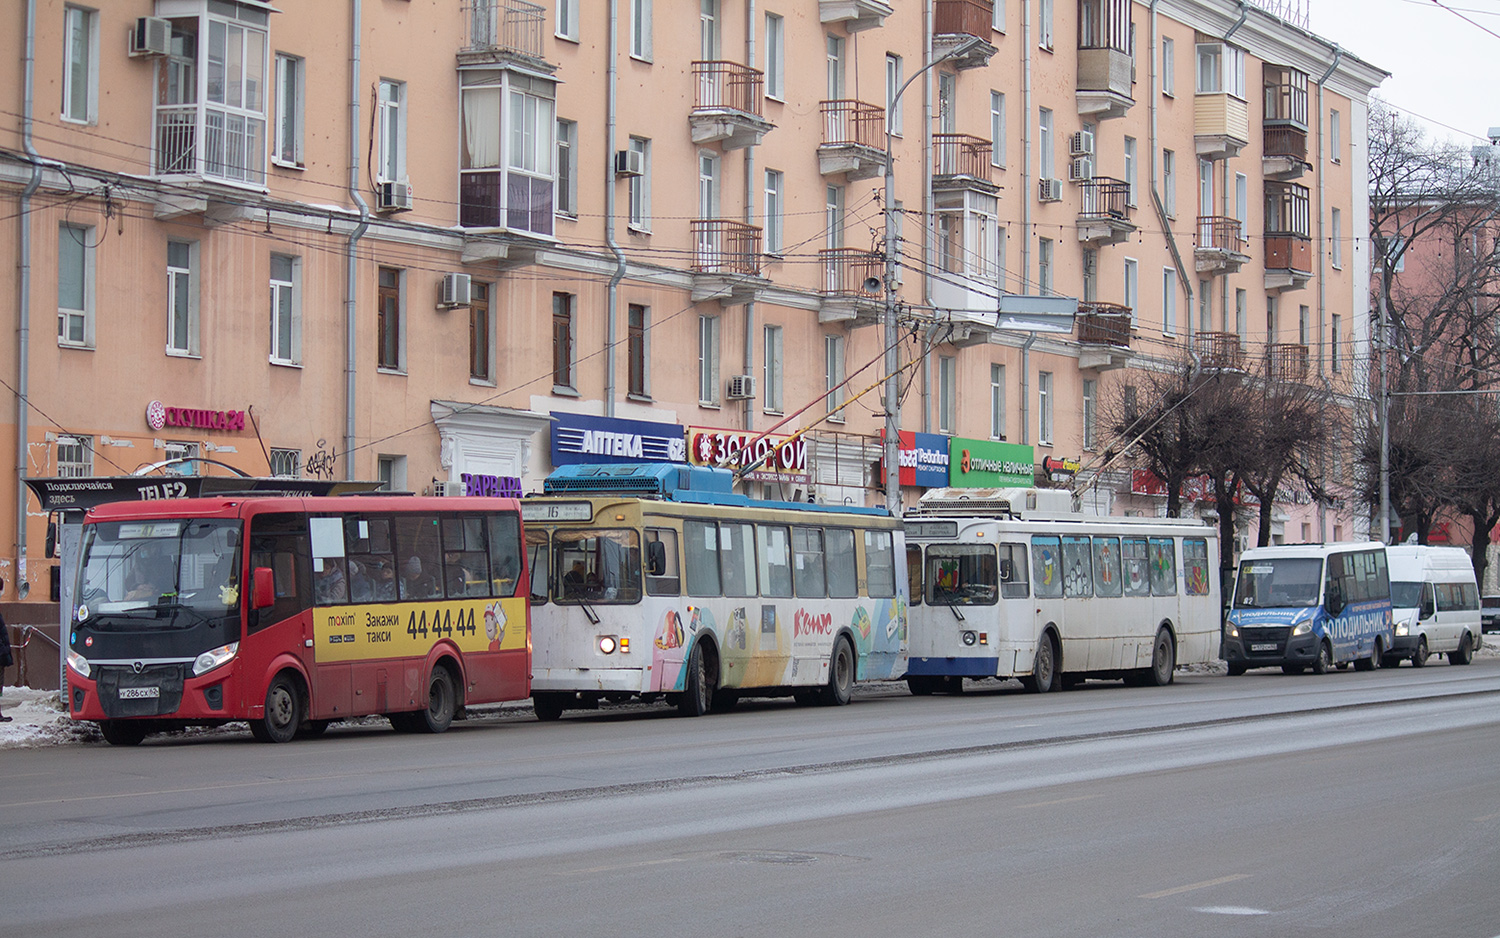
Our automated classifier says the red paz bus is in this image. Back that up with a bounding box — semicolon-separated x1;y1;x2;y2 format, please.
64;494;529;745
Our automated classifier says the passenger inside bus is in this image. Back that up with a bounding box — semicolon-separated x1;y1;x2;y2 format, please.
124;552;173;602
401;555;440;599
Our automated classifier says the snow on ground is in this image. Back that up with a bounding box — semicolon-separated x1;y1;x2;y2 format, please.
4;642;1496;749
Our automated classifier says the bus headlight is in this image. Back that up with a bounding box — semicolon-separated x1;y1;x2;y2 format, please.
66;649;91;679
1291;621;1312;637
192;642;239;676
1395;620;1409;637
1225;623;1239;639
598;636;617;655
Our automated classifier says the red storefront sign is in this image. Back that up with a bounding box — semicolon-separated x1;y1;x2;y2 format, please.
145;400;247;433
687;427;809;483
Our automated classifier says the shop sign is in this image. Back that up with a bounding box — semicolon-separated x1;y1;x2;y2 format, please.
460;473;523;498
949;438;1035;488
688;427;809;483
1043;456;1081;482
1130;470;1214;502
882;431;951;488
145;400;246;432
550;412;686;466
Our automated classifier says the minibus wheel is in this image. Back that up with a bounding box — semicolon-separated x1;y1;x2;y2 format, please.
1450;632;1474;666
98;720;149;747
1411;637;1429;668
251;672;303;743
1311;642;1332;675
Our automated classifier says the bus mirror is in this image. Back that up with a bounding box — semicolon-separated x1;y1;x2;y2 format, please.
1421;593;1436;620
998;558;1014;582
251;567;276;610
647;540;667;577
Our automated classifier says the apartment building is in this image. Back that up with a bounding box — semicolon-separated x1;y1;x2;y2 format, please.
0;0;1385;603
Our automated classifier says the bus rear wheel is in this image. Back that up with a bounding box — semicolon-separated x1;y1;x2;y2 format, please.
1450;632;1474;666
820;637;854;706
98;720;148;746
532;692;566;722
906;675;939;696
414;667;457;734
251;673;302;743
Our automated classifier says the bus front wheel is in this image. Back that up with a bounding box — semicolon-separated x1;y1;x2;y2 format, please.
677;643;715;717
1311;642;1332;675
98;720;148;746
1022;633;1060;693
1226;663;1247;676
251;673;303;743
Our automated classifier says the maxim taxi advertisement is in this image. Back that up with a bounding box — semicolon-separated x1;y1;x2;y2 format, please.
687;426;810;483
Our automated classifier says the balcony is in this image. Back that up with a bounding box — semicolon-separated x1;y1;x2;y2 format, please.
932;134;998;195
820;0;894;31
691;219;768;305
1263;65;1310;179
1194;93;1249;160
1076;301;1133;371
1265;182;1312;292
818;249;884;326
819;100;887;181
461;0;550;68
1196;331;1247;376
1077;0;1134;120
1267;343;1311;383
690;61;774;150
1195;216;1249;274
933;0;999;69
1076;177;1135;246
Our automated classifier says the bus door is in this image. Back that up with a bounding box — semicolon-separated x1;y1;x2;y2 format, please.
245;513;314;709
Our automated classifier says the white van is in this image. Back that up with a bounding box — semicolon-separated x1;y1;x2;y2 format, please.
1384;545;1483;667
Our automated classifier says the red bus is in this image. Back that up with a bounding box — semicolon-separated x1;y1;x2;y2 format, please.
64;495;529;745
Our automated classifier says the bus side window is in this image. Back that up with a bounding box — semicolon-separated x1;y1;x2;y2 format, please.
487;512;522;598
1032;536;1062;599
683;520;722;597
905;543;922;605
1122;537;1151;597
758;525;793;598
345;516;397;603
1092;537;1122;598
864;530;896;598
720;522;758;598
1061;535;1093;598
999;543;1028;599
795;527;829;599
247;512;311;631
826;529;858;598
394;515;443;600
441;515;490;599
526;529;549;604
1183;538;1210;596
1148;537;1176;596
644;527;680;596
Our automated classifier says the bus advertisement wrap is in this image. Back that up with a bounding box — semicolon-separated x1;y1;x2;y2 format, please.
314;596;527;663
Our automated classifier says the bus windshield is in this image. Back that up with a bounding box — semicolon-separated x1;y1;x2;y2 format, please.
1390;581;1423;609
1233;557;1323;609
925;544;998;605
554;529;642;604
77;519;243;630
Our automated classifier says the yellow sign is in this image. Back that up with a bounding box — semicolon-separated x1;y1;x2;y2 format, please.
312;596;526;663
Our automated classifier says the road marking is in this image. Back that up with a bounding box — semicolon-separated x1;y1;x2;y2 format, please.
565;857;686;875
1016;794;1103;809
1474;811;1500;823
1193;906;1271;916
1140;873;1252;899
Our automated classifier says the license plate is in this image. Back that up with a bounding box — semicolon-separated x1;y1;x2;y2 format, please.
118;686;160;700
1250;643;1277;652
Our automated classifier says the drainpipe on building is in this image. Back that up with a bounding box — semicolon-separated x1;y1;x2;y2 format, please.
605;0;623;419
344;0;370;480
1315;46;1344;542
742;0;757;434
15;0;40;595
1021;0;1032;292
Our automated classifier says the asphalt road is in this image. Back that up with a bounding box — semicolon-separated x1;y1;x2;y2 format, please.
3;660;1499;937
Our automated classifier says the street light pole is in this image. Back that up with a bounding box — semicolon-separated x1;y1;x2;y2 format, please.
882;37;982;516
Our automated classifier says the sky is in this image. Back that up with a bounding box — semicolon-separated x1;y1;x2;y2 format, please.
1305;0;1500;145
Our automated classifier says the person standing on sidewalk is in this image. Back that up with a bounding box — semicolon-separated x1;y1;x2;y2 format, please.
0;578;12;721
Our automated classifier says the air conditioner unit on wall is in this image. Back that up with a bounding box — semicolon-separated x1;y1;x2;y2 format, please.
1069;130;1095;156
1038;178;1063;202
726;375;756;400
129;17;171;57
1068;156;1094;182
614;149;645;177
376;181;412;213
433;480;467;497
439;272;472;307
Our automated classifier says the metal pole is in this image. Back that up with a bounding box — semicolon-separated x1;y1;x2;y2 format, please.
1378;281;1390;543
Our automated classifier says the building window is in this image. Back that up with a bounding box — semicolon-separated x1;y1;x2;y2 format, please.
470;281;492;382
1038;238;1053;294
991;91;1006;167
459;71;557;237
1082;248;1098;303
378;79;406;182
826;334;846;421
1331;314;1342;372
1235;172;1248;238
556;0;579;41
628;303;649;398
1124;257;1138;325
764;324;784;413
377;267;403;371
938;355;956;433
556;119;577;217
1195;43;1245;97
377;455;407;492
1235;288;1247;338
553;292;576;391
1162;149;1176;217
1198;279;1211;333
627;136;651;230
1123;136;1137;205
826;185;845;250
994;0;1007;31
1162;268;1177;333
63;6;97;123
990;363;1006;440
153;5;269;184
630;0;652;59
762;170;784;254
1039;107;1054;179
57;223;93;348
163;441;201;476
1330;109;1341;161
269;448;301;478
1083;379;1097;450
57;436;94;477
1038;371;1054;445
1267;295;1278;344
1331;207;1343;269
886;54;903;135
270;253;300;365
166;240;198;356
699;315;721;405
1299;304;1309;347
274;53;304;167
826;34;845;98
1162;37;1175;95
764;13;784;99
1039;0;1054;49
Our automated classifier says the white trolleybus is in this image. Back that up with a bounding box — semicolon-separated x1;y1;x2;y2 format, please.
522;463;909;719
903;488;1221;693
